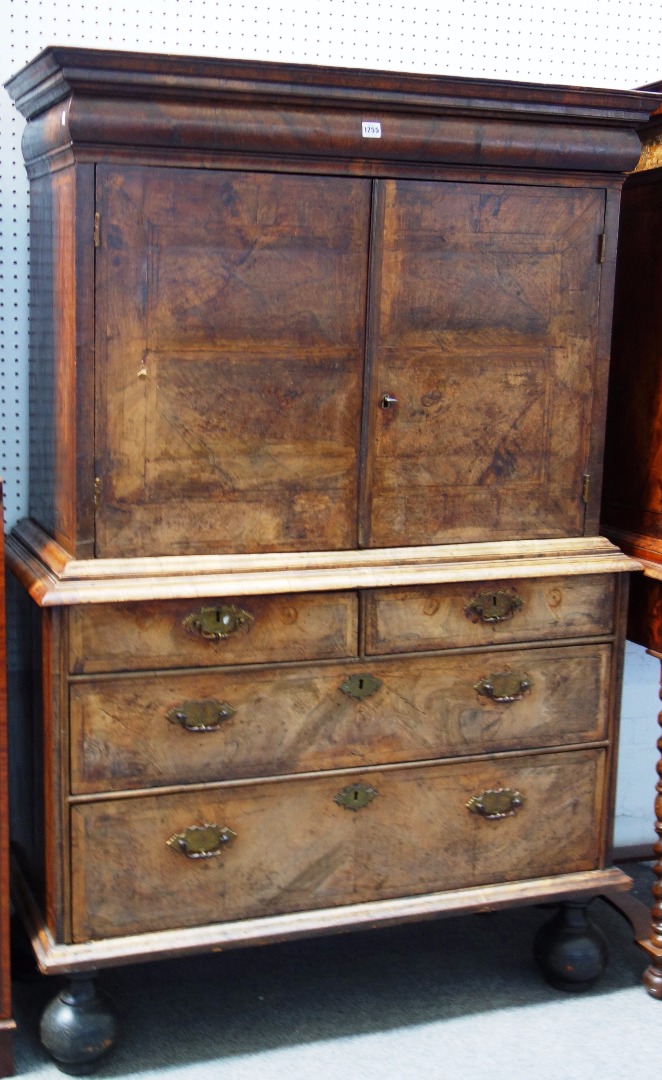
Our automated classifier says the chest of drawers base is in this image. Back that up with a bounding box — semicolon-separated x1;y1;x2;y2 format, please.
6;532;636;1069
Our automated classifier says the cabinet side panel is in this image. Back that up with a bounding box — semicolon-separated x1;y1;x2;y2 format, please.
28;166;95;559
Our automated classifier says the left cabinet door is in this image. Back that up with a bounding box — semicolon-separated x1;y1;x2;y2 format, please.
94;166;372;558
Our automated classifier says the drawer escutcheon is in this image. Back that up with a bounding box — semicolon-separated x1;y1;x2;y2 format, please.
167;824;236;859
474;671;531;704
183;604;254;641
465;589;524;623
466;788;524;820
334;783;379;811
339;673;382;700
166;699;236;732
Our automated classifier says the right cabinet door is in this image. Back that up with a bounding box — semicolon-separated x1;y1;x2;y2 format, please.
362;180;607;548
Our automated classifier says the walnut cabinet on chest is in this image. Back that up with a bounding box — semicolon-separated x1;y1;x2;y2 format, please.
4;48;655;1070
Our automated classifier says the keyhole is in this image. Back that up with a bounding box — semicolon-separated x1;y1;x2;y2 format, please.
353;790;359;802
358;678;364;690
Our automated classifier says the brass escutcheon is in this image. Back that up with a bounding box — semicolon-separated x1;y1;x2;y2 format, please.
334;783;379;811
166;699;236;732
466;788;524;820
167;823;236;859
474;671;531;704
183;604;254;641
465;589;524;624
339;673;383;700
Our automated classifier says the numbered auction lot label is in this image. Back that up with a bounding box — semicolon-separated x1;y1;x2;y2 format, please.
362;121;382;138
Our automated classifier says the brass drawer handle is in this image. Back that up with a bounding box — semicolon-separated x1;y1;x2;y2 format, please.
339;673;382;700
166;699;236;732
466;788;524;820
474;671;531;704
167;824;236;859
334;783;378;811
465;589;524;624
183;604;254;641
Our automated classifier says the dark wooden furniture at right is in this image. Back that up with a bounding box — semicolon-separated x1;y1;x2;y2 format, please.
601;83;662;998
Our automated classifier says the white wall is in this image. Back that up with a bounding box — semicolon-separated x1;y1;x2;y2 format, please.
1;0;661;852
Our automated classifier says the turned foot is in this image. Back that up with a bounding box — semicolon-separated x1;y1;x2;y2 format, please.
642;959;662;999
534;900;608;992
40;974;116;1074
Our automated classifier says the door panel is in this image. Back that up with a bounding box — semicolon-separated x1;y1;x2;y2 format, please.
95;166;372;557
363;180;605;547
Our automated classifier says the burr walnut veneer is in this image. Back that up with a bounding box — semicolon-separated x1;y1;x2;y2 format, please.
4;47;656;1069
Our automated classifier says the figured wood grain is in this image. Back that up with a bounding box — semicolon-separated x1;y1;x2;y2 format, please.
13;853;631;974
363;179;606;547
70;748;606;941
95;166;371;558
3;48;653;562
365;574;615;654
68;591;359;675
68;643;611;794
5;48;652;176
2;49;645;995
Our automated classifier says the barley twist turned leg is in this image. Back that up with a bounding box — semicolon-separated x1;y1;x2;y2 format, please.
642;661;662;998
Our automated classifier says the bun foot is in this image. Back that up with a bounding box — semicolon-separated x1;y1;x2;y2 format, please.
534;900;608;992
643;959;662;999
40;975;116;1074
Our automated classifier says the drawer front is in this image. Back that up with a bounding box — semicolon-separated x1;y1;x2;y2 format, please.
68;592;359;674
365;574;615;654
70;644;611;794
70;748;605;941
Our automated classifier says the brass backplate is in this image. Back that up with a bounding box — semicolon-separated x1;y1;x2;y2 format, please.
474;671;531;704
466;788;524;820
167;823;237;858
166;699;236;732
334;783;379;811
339;673;382;700
183;604;254;641
465;589;524;623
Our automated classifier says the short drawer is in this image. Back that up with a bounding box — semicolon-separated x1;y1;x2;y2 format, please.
365;574;615;654
68;591;359;674
70;747;605;941
70;644;611;794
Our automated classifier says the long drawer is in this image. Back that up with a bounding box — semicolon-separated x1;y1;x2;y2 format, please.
69;644;611;794
365;574;615;654
68;591;359;674
70;748;605;941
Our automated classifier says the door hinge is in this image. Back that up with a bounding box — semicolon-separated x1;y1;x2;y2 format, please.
94;476;102;509
598;232;606;263
582;473;591;504
94;212;101;248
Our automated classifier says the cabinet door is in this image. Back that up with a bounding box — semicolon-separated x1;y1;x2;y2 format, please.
95;166;371;558
362;180;606;547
